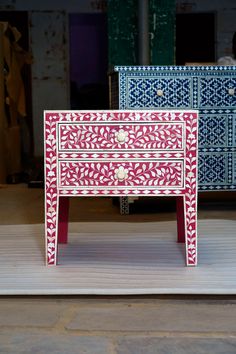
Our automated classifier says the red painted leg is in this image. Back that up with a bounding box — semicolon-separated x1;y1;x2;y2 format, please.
176;196;185;243
58;196;70;244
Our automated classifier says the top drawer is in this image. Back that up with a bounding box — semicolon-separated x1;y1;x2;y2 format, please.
126;77;192;109
199;77;236;108
58;122;184;151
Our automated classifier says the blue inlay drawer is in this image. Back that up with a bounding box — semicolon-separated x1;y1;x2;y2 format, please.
127;77;192;108
233;153;236;184
199;113;235;148
199;77;236;108
233;116;236;147
198;153;229;187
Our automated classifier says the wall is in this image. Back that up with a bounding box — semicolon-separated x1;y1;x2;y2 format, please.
176;0;236;59
0;0;106;12
0;0;104;156
107;0;138;67
108;0;176;67
69;13;108;89
150;0;176;65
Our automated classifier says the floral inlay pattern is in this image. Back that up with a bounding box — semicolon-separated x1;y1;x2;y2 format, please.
59;123;183;150
59;161;183;187
45;110;198;266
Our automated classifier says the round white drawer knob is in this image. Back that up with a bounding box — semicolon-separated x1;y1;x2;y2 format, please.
117;170;126;180
116;129;128;143
157;89;164;97
115;166;128;181
228;88;235;96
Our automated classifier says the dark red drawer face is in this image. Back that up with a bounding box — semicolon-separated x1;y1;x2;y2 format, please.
58;123;184;151
59;160;184;188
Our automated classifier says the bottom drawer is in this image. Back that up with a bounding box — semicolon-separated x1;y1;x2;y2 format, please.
198;152;233;189
59;160;184;189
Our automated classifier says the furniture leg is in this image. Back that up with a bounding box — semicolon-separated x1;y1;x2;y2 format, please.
58;196;70;244
45;188;59;265
184;192;198;266
176;196;185;243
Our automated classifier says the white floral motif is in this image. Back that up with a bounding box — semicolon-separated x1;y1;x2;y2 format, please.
59;161;183;188
45;110;198;266
59;123;183;150
114;166;129;181
115;129;129;144
184;113;198;266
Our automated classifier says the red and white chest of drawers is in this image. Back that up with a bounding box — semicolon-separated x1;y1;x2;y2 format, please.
44;110;198;266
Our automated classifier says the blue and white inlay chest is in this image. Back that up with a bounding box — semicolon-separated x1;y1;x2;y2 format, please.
110;65;236;192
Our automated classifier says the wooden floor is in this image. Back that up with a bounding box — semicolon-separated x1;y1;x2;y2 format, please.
0;184;235;295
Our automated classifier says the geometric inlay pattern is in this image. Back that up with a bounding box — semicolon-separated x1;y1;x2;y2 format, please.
234;117;236;147
199;115;227;148
200;77;236;108
113;65;236;191
127;78;192;108
234;153;236;183
198;153;226;184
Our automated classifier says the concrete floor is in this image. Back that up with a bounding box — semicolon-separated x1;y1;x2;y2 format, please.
0;184;236;353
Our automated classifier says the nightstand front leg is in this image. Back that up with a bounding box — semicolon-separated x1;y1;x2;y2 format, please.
185;192;198;266
45;187;59;266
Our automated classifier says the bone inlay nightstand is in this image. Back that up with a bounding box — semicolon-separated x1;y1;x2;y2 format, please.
44;110;198;266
